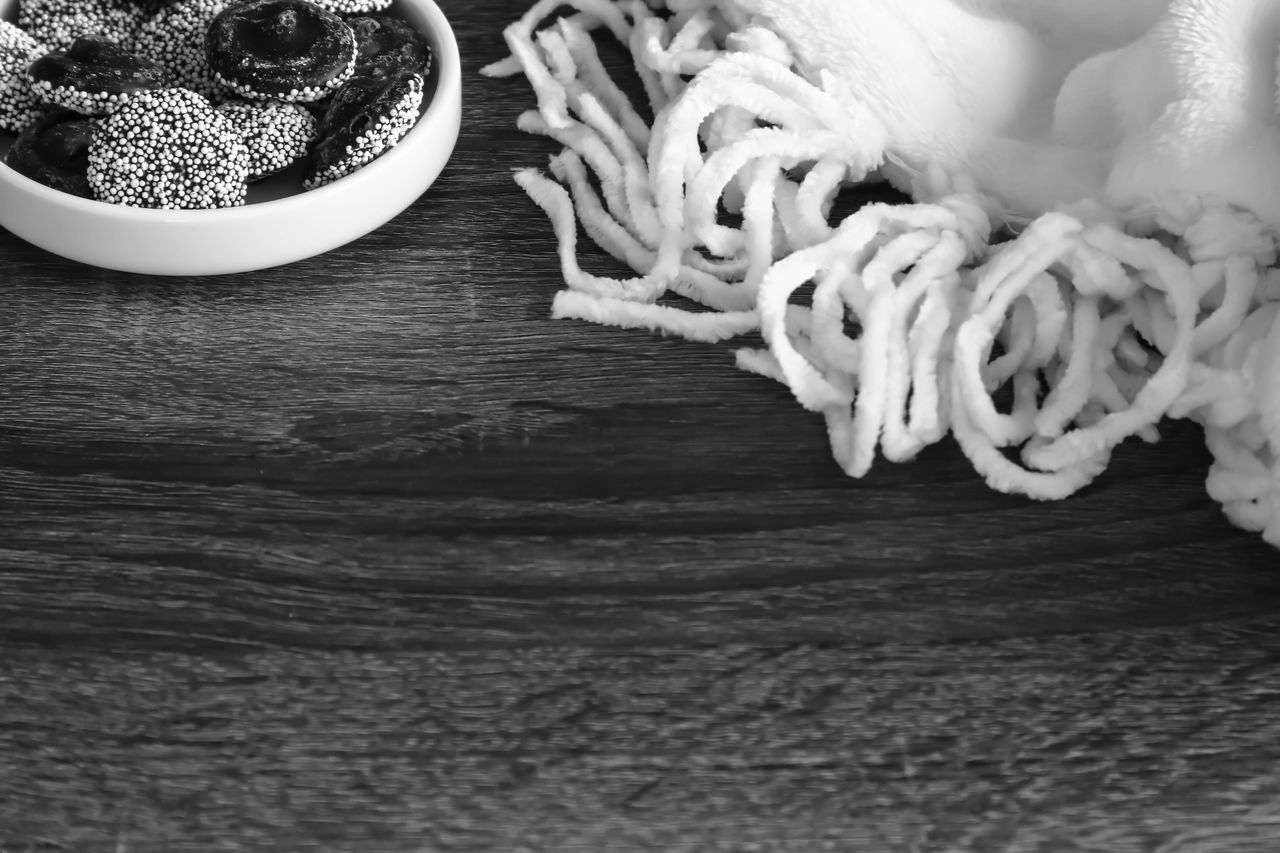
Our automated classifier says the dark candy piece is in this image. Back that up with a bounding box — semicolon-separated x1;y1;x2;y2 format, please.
127;0;184;12
348;15;431;82
3;109;97;197
304;67;422;189
28;35;171;115
204;0;357;102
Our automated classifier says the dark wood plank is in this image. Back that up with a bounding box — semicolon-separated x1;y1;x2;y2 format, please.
2;0;1280;849
4;628;1280;852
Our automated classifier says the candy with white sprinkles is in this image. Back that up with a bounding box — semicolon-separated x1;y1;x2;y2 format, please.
27;34;171;116
307;0;393;14
87;86;251;208
132;0;229;100
217;98;317;180
17;0;147;52
303;68;422;189
204;0;357;103
0;20;47;133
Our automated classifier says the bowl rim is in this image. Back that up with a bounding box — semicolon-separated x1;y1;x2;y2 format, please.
0;0;462;222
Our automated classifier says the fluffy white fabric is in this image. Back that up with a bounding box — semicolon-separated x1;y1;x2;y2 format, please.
731;0;1280;226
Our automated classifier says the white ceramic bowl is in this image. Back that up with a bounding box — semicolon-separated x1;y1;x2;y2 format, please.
0;0;461;275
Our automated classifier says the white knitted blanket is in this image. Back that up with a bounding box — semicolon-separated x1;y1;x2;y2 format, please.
485;0;1280;549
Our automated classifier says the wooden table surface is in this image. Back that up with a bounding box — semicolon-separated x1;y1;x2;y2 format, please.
3;1;1280;850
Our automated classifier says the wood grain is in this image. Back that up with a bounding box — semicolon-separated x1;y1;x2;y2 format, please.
2;0;1280;849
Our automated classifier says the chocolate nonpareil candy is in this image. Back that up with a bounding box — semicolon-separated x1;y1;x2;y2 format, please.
28;34;171;115
205;0;356;102
4;108;97;197
303;68;422;189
